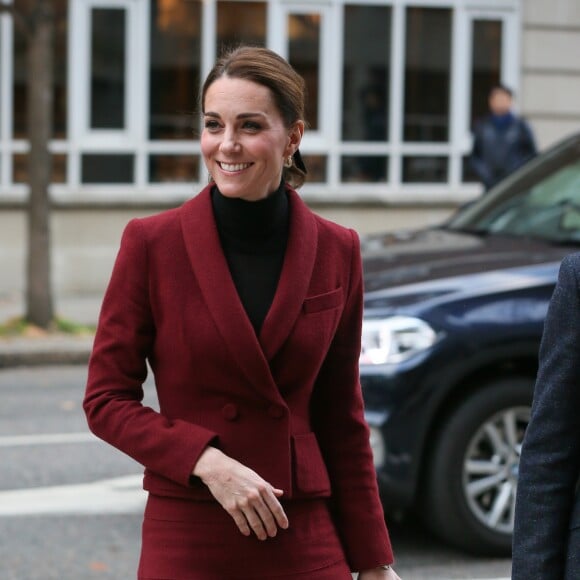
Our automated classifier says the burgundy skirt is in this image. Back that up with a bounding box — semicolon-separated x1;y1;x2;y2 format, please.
137;494;352;580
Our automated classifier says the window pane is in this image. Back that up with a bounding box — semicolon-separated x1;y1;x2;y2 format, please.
81;154;134;183
150;0;201;140
13;0;68;139
403;156;448;183
404;8;451;142
13;154;67;184
91;8;126;130
341;156;388;183
149;154;199;183
216;2;266;54
288;14;320;131
342;5;391;143
470;20;502;128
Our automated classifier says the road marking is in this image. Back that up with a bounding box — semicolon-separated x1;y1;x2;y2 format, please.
0;432;96;447
0;474;146;516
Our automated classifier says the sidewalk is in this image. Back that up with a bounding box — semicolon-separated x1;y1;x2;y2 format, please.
0;294;101;369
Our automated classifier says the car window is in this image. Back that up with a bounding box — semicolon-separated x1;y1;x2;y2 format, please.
450;159;580;242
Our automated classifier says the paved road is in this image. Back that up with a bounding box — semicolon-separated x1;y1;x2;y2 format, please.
0;366;512;579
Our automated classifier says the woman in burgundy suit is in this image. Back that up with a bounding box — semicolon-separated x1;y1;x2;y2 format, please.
84;46;399;579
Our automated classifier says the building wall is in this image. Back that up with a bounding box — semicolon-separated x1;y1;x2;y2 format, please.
0;203;456;298
521;0;580;148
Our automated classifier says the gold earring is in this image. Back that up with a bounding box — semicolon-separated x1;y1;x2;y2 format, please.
284;155;293;168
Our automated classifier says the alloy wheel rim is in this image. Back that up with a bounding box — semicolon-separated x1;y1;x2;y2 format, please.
462;405;530;534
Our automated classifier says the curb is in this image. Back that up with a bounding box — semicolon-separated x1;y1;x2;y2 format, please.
0;336;94;369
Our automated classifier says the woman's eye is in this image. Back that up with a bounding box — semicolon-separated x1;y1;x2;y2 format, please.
243;121;261;131
204;120;221;130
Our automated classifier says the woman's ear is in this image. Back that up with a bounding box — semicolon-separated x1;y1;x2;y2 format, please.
286;121;305;156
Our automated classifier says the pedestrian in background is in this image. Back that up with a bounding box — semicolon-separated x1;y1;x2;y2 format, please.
512;252;580;579
83;46;399;579
469;84;537;191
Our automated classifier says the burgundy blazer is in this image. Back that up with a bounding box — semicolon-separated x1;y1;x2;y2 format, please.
84;184;393;570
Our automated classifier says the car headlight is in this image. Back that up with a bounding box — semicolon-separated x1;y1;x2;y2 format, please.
368;425;386;468
360;316;437;365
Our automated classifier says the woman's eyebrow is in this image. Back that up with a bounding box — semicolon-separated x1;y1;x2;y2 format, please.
203;111;267;119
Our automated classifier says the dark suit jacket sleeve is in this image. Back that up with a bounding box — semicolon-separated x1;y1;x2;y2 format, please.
310;230;394;571
512;253;580;579
83;219;218;487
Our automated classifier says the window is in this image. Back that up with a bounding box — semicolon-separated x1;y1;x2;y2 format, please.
464;18;504;183
90;8;126;130
149;0;201;140
342;5;391;143
404;7;452;143
81;154;134;183
288;13;321;131
470;19;503;129
217;2;266;54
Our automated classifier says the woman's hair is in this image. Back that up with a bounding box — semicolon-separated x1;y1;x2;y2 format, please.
201;46;307;188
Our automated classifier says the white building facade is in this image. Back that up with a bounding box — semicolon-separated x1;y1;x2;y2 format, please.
1;0;580;296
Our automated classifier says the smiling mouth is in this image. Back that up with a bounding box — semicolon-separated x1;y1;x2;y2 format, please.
218;162;252;172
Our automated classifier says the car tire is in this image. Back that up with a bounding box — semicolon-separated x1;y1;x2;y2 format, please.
421;377;533;555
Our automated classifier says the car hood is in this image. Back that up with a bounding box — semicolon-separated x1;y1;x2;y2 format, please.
362;228;574;313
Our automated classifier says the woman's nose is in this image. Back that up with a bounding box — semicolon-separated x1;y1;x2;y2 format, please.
220;129;240;153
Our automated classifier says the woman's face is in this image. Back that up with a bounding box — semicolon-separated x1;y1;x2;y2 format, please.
201;76;303;202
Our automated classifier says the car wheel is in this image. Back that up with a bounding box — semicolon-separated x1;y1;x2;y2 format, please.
422;377;533;555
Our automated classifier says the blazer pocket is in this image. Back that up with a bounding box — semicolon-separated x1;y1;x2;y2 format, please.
292;432;332;496
303;287;343;315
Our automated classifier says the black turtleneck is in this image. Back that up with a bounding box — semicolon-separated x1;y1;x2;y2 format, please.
211;182;289;334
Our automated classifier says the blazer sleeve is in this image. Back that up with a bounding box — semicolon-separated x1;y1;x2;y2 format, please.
512;253;580;579
310;229;394;571
83;219;218;487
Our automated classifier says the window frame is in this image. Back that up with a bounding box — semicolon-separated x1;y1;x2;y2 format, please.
0;0;522;204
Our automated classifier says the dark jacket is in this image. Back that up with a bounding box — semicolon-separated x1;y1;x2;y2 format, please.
512;253;580;580
83;183;393;571
470;113;537;190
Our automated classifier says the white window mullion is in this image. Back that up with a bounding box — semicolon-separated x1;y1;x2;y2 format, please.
133;0;148;189
198;0;217;183
389;2;405;193
201;0;216;91
67;0;86;190
327;2;343;190
449;5;469;191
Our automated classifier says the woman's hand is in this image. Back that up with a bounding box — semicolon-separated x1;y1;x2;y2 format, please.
359;566;401;579
192;446;289;540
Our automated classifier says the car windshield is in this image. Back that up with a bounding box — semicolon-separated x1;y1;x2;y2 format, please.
448;157;580;244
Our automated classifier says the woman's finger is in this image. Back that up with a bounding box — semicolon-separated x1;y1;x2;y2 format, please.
241;503;268;540
229;509;252;537
252;497;280;537
263;490;289;530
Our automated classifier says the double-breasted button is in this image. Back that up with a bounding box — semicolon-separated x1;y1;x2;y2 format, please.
267;405;285;420
222;403;239;421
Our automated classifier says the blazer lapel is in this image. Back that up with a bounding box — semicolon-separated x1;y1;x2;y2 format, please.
259;187;318;360
179;186;281;400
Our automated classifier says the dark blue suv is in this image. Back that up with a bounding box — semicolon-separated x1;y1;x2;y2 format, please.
360;132;580;555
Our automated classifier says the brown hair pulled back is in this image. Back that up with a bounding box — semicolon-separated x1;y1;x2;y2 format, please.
201;46;307;188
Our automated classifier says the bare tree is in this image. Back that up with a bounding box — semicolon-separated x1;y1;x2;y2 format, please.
1;0;55;328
